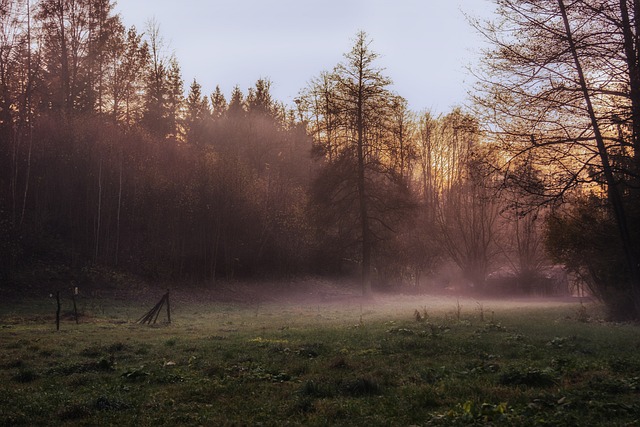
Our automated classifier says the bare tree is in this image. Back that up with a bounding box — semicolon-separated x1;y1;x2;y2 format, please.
474;0;640;317
498;156;550;293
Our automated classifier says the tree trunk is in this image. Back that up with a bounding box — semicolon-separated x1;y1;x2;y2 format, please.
115;151;122;265
58;0;70;114
95;159;102;262
356;67;372;296
619;0;640;162
19;1;33;227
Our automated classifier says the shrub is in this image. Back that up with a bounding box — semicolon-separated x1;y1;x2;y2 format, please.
546;195;639;320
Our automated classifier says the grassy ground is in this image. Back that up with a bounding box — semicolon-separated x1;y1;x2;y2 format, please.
1;288;639;426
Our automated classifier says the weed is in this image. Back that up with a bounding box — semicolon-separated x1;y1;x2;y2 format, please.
550;356;577;372
121;367;150;381
48;358;115;375
58;403;92;421
430;400;511;425
299;379;334;398
499;366;557;387
204;364;225;379
547;335;577;349
3;359;24;369
478;322;509;333
329;356;350;369
12;368;38;383
506;333;525;341
106;342;127;352
153;371;185;384
387;327;415;335
417;367;448;384
427;322;450;337
96;356;116;371
95;395;130;411
80;346;102;357
588;375;638;394
291;395;315;415
296;342;326;358
339;377;382;397
134;344;150;355
414;306;429;322
477;302;485;322
575;302;590;323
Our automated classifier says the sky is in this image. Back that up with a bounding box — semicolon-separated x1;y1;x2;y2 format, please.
114;1;496;114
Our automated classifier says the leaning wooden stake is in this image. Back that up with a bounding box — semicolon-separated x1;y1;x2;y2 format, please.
137;292;171;325
137;297;164;324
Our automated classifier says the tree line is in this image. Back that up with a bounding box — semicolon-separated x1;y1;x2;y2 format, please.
2;0;639;319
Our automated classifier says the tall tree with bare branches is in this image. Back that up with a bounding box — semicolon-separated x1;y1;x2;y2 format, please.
302;31;416;294
474;0;640;318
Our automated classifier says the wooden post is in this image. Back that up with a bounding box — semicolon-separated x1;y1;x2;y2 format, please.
165;291;171;324
72;293;78;324
56;291;61;331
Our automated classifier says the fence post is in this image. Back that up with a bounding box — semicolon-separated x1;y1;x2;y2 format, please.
56;291;61;331
166;290;171;324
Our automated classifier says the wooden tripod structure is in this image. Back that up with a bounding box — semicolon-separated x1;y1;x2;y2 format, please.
137;291;171;325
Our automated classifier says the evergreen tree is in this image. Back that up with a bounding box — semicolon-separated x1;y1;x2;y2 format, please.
105;25;148;126
165;56;183;139
210;85;227;119
227;85;245;119
185;78;210;145
247;78;274;117
36;0;120;115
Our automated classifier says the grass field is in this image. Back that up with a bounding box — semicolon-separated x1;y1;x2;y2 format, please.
1;286;639;426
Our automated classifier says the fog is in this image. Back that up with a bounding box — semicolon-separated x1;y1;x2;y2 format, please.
162;278;587;326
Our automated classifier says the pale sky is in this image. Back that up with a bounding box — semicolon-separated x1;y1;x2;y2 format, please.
115;1;495;114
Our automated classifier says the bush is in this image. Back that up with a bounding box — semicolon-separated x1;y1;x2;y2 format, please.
546;195;638;320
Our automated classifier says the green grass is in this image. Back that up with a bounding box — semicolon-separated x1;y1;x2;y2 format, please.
1;293;639;426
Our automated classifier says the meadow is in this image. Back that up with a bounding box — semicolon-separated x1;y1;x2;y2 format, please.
1;285;639;426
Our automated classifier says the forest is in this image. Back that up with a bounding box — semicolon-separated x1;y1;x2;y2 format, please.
1;0;640;320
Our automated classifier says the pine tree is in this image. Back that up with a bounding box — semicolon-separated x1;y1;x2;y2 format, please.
165;56;183;139
185;78;210;145
227;85;245;119
210;85;227;119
